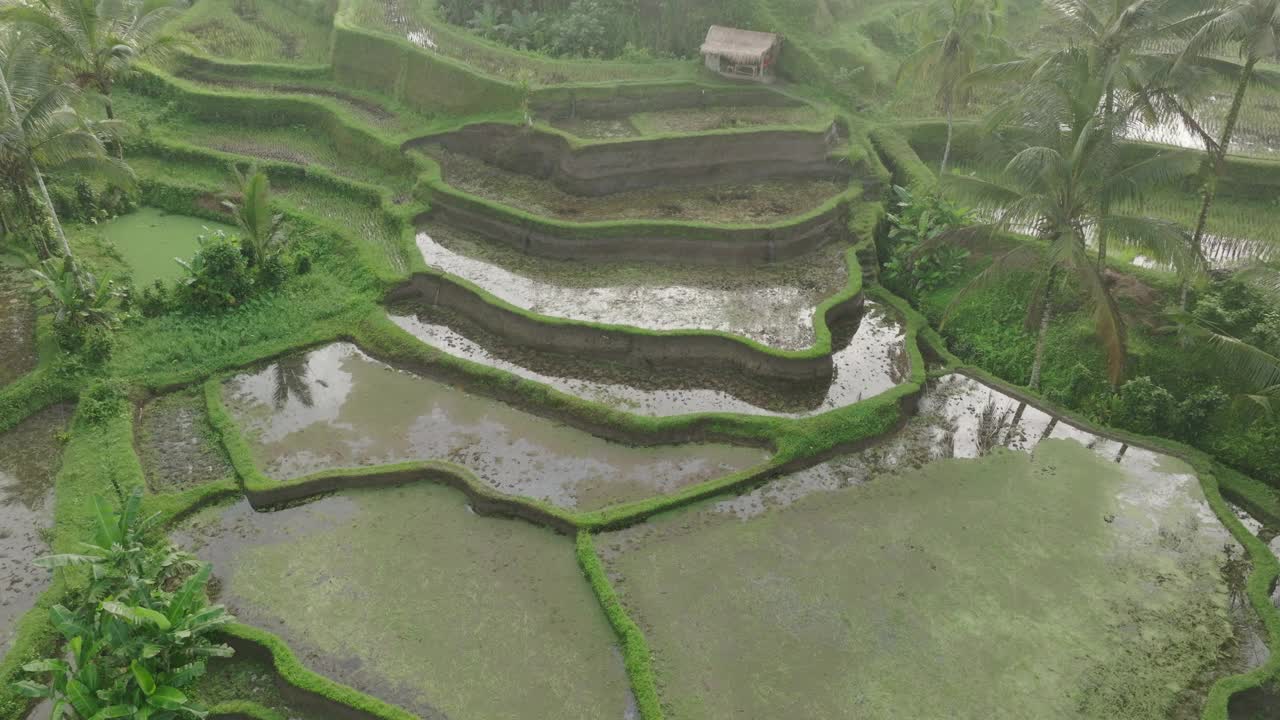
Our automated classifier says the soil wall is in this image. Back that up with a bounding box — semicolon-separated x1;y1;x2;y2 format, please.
417;192;851;264
530;83;803;120
405;123;849;196
385;272;865;382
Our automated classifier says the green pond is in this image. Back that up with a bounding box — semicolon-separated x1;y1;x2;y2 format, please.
221;342;769;510
88;207;236;286
598;376;1239;720
174;484;636;720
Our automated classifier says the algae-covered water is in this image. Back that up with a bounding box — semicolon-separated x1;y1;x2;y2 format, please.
388;301;908;416
87;207;236;286
0;404;73;646
416;223;850;350
0;265;36;387
174;484;637;720
221;343;768;510
598;376;1238;719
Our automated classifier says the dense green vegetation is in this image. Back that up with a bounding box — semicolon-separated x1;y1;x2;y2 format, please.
2;0;1279;718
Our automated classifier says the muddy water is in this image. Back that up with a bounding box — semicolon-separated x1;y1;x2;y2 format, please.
173;484;637;720
136;390;235;492
0;404;73;647
388;301;908;417
1126;100;1280;158
0;265;37;387
416;224;850;350
221;343;768;510
599;374;1238;719
1134;233;1278;271
422;146;847;224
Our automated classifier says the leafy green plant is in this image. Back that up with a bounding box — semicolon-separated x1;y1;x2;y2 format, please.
176;231;253;312
80;378;128;426
882;185;970;300
222;166;287;271
15;493;233;720
29;255;121;353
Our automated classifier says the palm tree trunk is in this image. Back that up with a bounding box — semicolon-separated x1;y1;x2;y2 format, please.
1028;285;1054;391
0;64;73;258
941;96;954;176
102;83;124;159
1183;56;1259;308
1097;88;1115;269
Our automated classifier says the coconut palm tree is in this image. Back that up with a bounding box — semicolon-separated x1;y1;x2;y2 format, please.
970;1;1227;267
222;164;285;267
0;30;131;259
898;0;1003;175
0;0;184;125
935;57;1201;389
1174;0;1280;304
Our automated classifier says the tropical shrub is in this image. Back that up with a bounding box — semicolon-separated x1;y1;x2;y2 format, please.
176;232;253;311
80;378;129;425
29;256;122;355
882;185;970;301
14;493;233;719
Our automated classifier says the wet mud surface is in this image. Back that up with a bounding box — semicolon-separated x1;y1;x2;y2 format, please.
416;223;850;350
0;265;37;387
0;404;73;646
599;375;1239;719
546;106;823;139
136;390;235;492
627;105;826;135
548;117;641;139
174;485;638;720
421;145;847;224
1134;233;1278;271
388;301;908;417
221;343;768;510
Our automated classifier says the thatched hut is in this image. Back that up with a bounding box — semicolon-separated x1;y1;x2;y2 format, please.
699;26;781;83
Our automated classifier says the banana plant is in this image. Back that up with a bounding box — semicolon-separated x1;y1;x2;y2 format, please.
16;492;233;719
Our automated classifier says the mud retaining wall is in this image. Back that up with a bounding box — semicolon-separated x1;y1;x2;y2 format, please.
405;123;850;196
418;192;851;264
386;272;865;383
240;464;580;534
530;83;804;120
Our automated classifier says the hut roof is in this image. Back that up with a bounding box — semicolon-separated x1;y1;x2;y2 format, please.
700;25;778;64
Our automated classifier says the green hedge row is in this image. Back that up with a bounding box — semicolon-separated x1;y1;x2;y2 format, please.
576;531;663;720
869;126;937;191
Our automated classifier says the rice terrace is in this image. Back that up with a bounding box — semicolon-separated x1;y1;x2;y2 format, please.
3;0;1280;718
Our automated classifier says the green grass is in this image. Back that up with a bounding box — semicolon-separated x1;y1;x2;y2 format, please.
170;0;335;65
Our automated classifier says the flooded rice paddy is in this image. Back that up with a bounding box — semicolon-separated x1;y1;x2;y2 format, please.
598;374;1240;719
388;301;908;417
421;146;847;224
221;343;768;510
0;404;72;647
416;224;850;350
136;390;235;491
174;483;637;720
0;265;36;387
